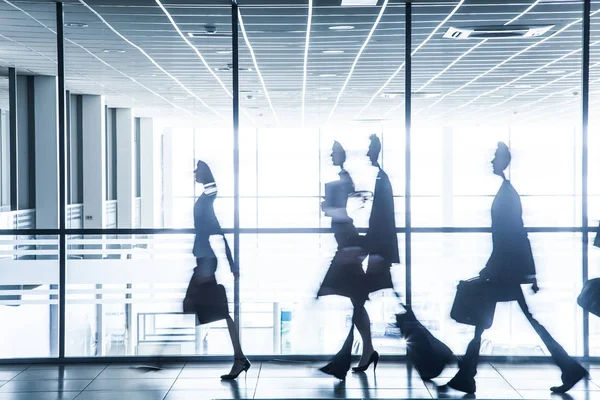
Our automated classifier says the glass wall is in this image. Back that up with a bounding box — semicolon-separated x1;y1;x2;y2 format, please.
411;0;585;357
0;0;597;359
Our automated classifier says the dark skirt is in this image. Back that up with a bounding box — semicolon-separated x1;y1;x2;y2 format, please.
365;257;394;294
317;248;368;302
183;258;229;325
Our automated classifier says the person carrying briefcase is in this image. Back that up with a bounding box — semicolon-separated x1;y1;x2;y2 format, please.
443;143;587;395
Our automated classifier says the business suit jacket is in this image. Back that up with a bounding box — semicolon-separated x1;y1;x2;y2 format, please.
365;168;400;293
479;179;536;287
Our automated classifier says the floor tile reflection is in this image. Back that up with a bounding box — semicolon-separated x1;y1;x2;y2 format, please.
0;360;596;399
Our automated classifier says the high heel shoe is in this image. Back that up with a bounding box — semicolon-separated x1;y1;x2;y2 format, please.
352;351;380;373
220;358;251;380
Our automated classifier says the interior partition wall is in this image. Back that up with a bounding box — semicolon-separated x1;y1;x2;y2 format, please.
0;0;597;360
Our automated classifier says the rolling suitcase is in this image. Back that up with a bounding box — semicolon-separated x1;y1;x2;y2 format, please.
396;306;455;381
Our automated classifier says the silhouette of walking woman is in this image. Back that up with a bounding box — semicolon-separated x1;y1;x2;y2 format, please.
183;160;250;380
444;142;587;394
318;136;400;379
317;141;368;380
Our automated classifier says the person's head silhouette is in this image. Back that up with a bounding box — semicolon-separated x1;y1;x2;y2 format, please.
367;134;381;167
194;160;215;184
491;142;511;179
331;141;346;169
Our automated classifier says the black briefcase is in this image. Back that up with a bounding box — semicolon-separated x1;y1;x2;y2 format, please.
450;277;496;329
396;307;455;380
183;282;230;325
578;278;600;317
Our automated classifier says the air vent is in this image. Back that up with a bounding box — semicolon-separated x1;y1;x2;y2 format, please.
443;25;554;39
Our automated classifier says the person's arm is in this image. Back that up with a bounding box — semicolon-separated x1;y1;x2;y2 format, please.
222;235;237;277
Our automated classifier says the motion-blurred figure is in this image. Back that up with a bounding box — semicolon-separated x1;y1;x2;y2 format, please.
444;142;587;394
317;141;368;380
184;160;250;380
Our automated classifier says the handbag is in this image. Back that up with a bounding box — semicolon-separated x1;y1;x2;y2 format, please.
578;278;600;317
450;277;496;329
183;281;229;325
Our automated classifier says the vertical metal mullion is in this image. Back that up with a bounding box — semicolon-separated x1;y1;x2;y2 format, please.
232;0;241;330
56;1;67;359
404;2;412;308
8;67;17;211
582;0;591;358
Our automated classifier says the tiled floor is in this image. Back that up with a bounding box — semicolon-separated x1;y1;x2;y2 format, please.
0;361;598;399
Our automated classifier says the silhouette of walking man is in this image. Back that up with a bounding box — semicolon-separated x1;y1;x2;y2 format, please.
444;142;587;394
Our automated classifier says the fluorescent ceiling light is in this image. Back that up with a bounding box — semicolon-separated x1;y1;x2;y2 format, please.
318;87;332;90
322;50;344;54
513;84;532;88
315;97;329;100
329;25;355;30
102;49;125;53
341;0;378;5
319;74;337;77
216;50;232;54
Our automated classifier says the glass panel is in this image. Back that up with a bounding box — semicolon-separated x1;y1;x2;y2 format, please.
412;1;582;228
240;233;405;355
65;1;233;230
0;235;59;358
412;233;582;356
66;234;236;356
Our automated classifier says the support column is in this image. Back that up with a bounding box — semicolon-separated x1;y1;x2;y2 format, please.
139;117;158;228
81;95;106;229
441;127;454;227
34;75;59;229
9;68;17;211
115;108;135;229
162;128;173;228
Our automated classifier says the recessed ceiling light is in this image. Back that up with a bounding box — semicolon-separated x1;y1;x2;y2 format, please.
341;0;378;5
329;25;355;31
103;49;125;53
64;22;88;28
322;50;345;54
318;87;332;90
216;50;232;54
319;74;337;77
547;70;566;75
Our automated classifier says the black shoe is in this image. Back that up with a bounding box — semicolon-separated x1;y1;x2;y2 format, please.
352;351;380;373
551;366;588;393
445;376;476;394
221;358;251;380
319;362;348;380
